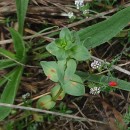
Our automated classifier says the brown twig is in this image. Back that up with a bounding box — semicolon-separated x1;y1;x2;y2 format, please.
0;102;107;124
0;3;130;45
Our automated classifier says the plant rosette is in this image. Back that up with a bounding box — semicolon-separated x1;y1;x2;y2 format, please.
46;28;91;61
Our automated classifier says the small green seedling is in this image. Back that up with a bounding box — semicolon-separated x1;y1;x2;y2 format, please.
37;28;91;109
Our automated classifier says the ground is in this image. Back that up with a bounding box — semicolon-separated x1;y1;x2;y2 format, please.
0;0;130;130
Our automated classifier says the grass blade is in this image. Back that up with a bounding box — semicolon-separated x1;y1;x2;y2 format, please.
77;71;130;92
78;6;130;49
0;69;17;87
86;74;130;91
0;59;17;70
10;28;26;61
15;0;29;35
0;48;16;60
0;66;23;120
76;71;130;91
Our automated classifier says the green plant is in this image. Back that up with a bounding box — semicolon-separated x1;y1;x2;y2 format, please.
0;1;130;122
124;107;130;126
0;0;29;120
5;121;14;130
37;6;130;109
37;28;90;109
78;6;130;49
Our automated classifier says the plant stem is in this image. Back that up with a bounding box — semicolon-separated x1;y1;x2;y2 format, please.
52;85;63;101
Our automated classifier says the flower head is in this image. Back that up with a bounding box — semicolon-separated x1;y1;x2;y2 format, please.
67;12;74;19
91;60;102;69
83;9;89;15
22;93;30;99
75;0;84;9
90;87;101;95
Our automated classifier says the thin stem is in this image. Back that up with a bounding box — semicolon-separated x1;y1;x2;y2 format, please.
52;86;63;101
0;103;107;124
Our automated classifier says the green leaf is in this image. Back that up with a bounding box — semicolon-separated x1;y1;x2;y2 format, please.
65;59;77;80
0;70;16;87
86;74;130;91
46;42;67;60
78;6;130;49
60;28;72;42
46;41;59;55
0;48;16;60
10;28;26;62
37;95;56;109
40;61;59;82
71;31;81;45
76;71;89;82
70;45;91;61
0;59;16;70
15;0;29;35
51;84;65;100
77;71;130;92
0;66;23;120
55;49;67;60
62;74;85;96
57;60;66;83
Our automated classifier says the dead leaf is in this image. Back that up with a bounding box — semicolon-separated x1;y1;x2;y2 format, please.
102;101;127;130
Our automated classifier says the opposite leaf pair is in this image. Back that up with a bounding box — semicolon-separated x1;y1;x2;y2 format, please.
40;59;85;96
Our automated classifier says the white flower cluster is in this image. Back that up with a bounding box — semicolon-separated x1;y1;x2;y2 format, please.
90;87;101;95
75;0;84;9
22;93;30;99
91;60;102;69
83;9;89;15
67;12;74;19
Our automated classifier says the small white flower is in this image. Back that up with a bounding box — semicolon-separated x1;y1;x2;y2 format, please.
22;93;30;99
83;9;89;15
91;60;102;69
90;87;100;95
26;92;30;97
22;94;26;99
75;0;84;9
67;12;74;19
